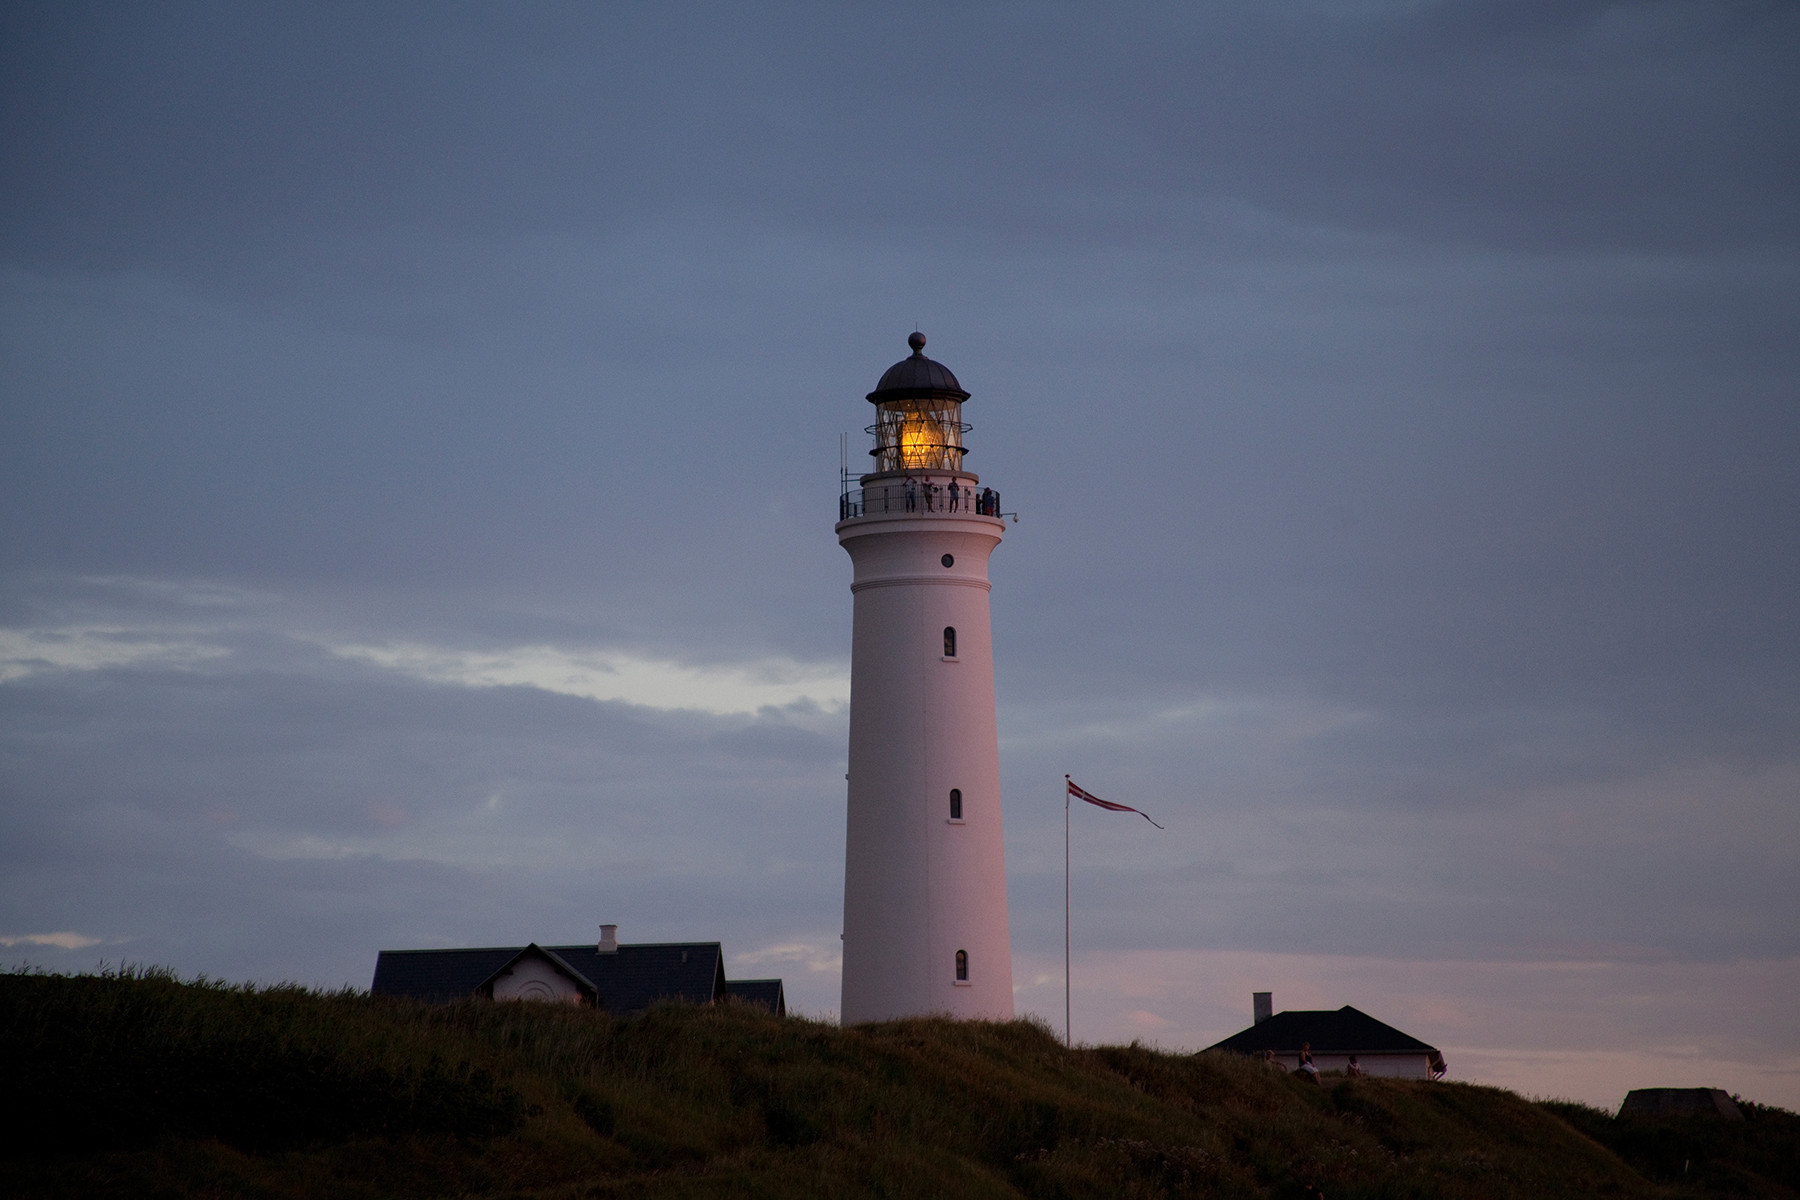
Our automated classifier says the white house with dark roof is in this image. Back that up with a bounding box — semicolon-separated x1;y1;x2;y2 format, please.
370;925;785;1017
1207;993;1446;1079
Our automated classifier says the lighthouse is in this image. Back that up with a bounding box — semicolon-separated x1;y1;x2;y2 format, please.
837;332;1014;1024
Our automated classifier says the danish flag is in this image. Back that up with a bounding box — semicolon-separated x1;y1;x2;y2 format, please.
1066;776;1164;829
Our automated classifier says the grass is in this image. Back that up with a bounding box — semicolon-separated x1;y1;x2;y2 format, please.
3;966;1795;1198
1541;1098;1800;1197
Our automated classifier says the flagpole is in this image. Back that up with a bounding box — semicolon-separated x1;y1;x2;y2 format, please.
1051;773;1065;1043
1062;774;1163;1053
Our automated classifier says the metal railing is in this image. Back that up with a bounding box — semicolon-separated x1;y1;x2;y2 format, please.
839;481;1008;521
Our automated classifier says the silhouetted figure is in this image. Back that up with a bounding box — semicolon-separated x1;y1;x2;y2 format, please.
905;478;916;511
1346;1055;1364;1079
948;479;960;512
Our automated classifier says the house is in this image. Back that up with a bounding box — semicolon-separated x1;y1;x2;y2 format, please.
1207;992;1446;1079
723;978;788;1014
370;924;786;1016
1619;1088;1743;1119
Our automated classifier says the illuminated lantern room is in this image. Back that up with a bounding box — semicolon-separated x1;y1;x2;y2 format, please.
866;332;972;474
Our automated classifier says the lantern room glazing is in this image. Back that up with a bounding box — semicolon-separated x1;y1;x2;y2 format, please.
863;332;973;476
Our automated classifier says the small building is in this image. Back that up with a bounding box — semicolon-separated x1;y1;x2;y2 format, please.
370;925;785;1016
724;978;788;1013
1207;992;1446;1079
1619;1088;1743;1120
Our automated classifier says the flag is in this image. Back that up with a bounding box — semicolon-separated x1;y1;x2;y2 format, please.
1066;777;1164;829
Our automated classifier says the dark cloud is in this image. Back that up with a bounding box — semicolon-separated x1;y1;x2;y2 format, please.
6;3;1794;288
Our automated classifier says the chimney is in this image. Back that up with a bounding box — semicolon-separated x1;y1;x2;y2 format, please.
1253;992;1272;1025
598;924;619;954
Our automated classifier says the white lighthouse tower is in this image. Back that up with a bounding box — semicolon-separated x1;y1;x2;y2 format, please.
837;332;1013;1024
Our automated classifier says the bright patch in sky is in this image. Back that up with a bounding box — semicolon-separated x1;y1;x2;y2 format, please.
325;641;848;715
0;932;104;950
731;940;843;977
0;626;229;682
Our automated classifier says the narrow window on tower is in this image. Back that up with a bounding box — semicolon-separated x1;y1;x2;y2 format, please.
955;950;969;982
943;626;957;658
949;788;963;820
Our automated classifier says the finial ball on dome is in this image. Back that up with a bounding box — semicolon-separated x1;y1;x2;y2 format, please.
867;330;968;400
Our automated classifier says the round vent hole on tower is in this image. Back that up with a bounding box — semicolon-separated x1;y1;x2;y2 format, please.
941;554;954;568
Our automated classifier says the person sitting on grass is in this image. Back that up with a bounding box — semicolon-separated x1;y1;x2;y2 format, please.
1298;1043;1320;1084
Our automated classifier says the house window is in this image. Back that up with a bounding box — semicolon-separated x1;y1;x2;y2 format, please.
943;627;957;658
955;950;969;982
949;788;962;820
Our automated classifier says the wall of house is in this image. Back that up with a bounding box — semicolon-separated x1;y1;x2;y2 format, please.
490;957;584;1004
1274;1052;1432;1079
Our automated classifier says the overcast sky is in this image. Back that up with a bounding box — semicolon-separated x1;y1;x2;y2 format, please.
3;1;1796;1110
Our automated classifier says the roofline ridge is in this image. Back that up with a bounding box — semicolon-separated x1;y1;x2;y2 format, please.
548;940;721;950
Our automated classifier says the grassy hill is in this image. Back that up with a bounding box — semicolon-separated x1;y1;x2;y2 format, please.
4;968;1795;1199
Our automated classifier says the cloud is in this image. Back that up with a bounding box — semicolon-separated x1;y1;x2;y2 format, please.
730;940;843;977
0;573;851;1009
324;639;847;716
0;931;103;950
0;625;229;682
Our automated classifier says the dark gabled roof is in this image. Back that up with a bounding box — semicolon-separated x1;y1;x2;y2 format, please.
1207;1006;1438;1057
372;946;518;1006
372;941;727;1013
867;332;970;403
550;942;726;1013
724;978;786;1016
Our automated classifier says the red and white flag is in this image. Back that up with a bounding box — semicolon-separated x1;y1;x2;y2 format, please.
1066;777;1164;829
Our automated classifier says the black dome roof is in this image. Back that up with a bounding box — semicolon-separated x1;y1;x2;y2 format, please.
867;332;970;402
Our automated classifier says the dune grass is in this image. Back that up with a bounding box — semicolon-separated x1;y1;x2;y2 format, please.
3;966;1793;1198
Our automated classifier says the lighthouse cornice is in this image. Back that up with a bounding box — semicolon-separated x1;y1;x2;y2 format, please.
835;512;1005;538
849;575;993;594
